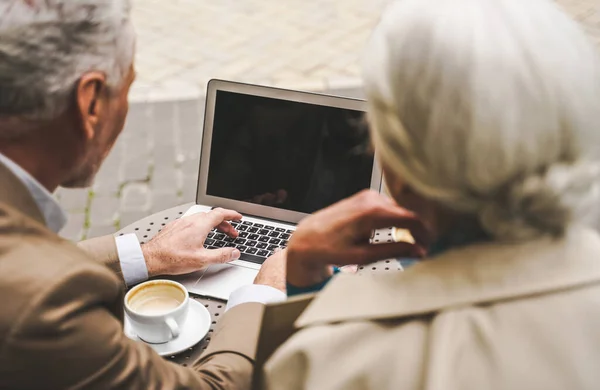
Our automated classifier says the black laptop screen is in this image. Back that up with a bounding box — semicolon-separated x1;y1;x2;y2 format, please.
205;90;374;214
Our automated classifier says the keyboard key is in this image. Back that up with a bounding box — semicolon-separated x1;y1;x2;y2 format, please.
286;229;294;234
246;240;258;247
237;225;248;231
267;244;279;251
242;221;253;225
207;232;215;238
275;227;286;232
268;231;280;238
264;226;274;230
256;242;268;249
224;241;236;247
258;229;269;235
207;245;219;250
239;252;267;265
269;238;281;245
213;241;225;248
280;233;290;240
246;247;258;254
235;244;247;251
214;233;226;240
254;223;264;228
258;236;270;243
224;236;235;242
248;227;259;233
205;238;215;246
257;249;270;257
234;238;247;244
231;222;239;227
249;233;260;240
239;231;249;238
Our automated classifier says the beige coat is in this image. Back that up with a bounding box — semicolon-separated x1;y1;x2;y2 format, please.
0;162;261;389
265;227;600;390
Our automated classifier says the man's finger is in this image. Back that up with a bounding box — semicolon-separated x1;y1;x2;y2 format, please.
200;208;243;230
216;221;238;237
203;247;241;264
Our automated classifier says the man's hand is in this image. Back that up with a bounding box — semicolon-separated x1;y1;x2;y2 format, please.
142;208;243;277
287;190;431;287
254;248;287;292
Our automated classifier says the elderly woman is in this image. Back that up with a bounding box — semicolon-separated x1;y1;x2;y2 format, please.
263;0;600;388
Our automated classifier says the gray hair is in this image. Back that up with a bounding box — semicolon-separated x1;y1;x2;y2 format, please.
364;0;600;240
0;0;134;131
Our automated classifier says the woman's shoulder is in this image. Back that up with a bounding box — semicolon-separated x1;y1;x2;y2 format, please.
265;317;430;390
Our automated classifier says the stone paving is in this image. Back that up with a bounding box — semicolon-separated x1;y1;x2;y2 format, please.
57;0;600;241
127;0;394;99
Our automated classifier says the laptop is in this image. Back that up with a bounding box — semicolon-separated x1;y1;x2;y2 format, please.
174;79;383;300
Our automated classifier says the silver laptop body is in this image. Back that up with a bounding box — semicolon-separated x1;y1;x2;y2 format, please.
174;79;383;299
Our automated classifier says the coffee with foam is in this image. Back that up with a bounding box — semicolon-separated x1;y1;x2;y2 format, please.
131;296;182;315
128;282;185;315
125;280;190;344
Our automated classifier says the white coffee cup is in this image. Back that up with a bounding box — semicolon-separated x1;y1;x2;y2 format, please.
124;279;190;344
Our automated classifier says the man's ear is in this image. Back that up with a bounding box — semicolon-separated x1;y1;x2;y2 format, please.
76;72;108;141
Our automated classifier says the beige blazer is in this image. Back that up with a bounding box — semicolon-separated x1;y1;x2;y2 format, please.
0;162;261;389
264;227;600;390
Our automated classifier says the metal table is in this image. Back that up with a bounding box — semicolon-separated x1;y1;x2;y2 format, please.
116;203;401;365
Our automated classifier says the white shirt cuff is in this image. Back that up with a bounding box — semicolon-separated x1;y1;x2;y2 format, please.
115;233;148;286
226;284;287;311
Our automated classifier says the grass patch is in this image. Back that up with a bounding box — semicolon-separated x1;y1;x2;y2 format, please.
81;189;95;240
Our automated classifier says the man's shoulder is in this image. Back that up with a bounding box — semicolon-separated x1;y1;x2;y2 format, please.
0;199;52;238
1;229;113;278
0;203;122;339
0;201;112;276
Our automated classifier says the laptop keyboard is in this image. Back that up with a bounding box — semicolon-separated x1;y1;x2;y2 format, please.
204;220;294;264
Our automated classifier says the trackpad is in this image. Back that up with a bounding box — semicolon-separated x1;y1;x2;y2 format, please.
189;264;258;300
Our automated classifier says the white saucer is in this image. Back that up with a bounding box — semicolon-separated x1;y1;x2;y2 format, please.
124;299;211;356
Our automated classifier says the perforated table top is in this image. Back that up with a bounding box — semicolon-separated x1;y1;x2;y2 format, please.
116;203;402;364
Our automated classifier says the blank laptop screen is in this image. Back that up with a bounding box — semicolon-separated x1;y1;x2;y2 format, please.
206;90;374;214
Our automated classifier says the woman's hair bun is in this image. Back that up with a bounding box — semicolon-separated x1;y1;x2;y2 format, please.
479;161;600;240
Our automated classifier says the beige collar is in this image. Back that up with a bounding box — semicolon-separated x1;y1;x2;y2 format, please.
0;159;45;226
296;227;600;327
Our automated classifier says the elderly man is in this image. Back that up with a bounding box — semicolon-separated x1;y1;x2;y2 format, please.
0;1;285;388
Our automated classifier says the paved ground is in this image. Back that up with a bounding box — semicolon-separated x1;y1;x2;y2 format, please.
58;0;600;241
128;0;393;99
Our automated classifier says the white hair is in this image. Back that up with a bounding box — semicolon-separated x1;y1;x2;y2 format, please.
364;0;600;240
0;0;134;132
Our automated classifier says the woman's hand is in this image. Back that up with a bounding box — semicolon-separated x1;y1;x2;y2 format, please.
287;190;430;287
254;248;287;292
